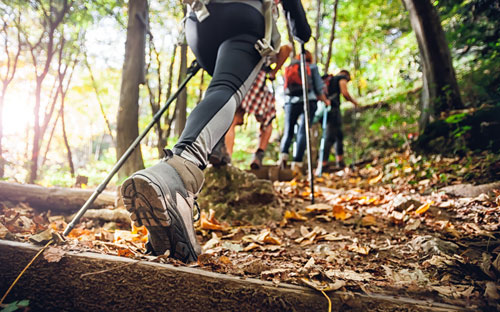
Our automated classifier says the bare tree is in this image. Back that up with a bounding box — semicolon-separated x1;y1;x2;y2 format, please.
174;6;188;137
402;0;463;130
0;9;22;178
22;0;72;183
324;0;339;73
116;0;148;179
83;49;114;142
313;0;322;63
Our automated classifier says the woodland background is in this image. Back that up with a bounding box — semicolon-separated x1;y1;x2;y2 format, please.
0;0;498;188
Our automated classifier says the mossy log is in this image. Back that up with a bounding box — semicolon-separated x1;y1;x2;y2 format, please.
198;166;281;225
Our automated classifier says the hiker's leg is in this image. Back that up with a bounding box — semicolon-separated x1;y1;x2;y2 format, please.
174;4;265;167
258;122;273;151
332;107;344;159
280;103;302;156
293;100;317;162
224;108;244;156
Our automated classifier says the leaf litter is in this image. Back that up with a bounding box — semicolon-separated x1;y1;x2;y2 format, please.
1;148;499;310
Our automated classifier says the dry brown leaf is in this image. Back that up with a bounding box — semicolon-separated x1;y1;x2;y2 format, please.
117;248;134;257
306;203;331;213
415;201;433;215
347;243;371;255
484;282;500;300
0;222;9;239
332;205;346;220
243;242;262;252
283;210;307;221
43;246;65;263
199;209;228;231
361;215;377;227
301;277;346;291
368;172;383;185
219;255;232;265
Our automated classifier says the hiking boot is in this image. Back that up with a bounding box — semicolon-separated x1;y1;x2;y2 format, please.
208;139;231;167
336;160;346;169
121;149;204;263
250;149;265;170
278;153;289;169
291;161;303;176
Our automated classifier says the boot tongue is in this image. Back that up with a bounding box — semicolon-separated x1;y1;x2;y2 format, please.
168;154;204;194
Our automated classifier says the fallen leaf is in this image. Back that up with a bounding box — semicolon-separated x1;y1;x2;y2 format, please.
0;222;10;239
404;219;421;231
332;205;346;220
29;229;54;244
347;243;371;255
368;172;383;185
219;255;232;265
43;246;65;263
117;248;134;257
281;210;307;226
415;201;433;215
325;269;373;282
361;215;377;227
484;281;500;300
306;203;331;213
301;277;346;291
199;209;228;231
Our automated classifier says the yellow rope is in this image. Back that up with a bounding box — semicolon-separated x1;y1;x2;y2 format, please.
320;290;332;312
0;239;53;305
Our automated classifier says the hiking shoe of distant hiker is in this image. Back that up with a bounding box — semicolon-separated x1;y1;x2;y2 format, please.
208;139;231;167
277;153;289;169
121;149;204;263
250;149;265;170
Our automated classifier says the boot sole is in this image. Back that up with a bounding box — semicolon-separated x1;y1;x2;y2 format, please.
121;175;198;262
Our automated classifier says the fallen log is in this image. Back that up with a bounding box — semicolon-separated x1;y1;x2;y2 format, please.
0;181;117;213
0;240;475;312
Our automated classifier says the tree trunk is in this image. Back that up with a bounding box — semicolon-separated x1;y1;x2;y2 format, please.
163;44;178;145
175;18;188;138
324;0;339;73
116;0;148;179
402;0;463;131
0;91;4;178
29;81;43;183
84;50;114;142
27;0;70;183
60;94;75;177
313;0;321;63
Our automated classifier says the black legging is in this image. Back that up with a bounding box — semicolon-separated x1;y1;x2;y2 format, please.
172;3;265;168
321;106;344;161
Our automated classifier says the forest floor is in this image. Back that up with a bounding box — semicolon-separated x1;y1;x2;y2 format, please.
1;148;500;311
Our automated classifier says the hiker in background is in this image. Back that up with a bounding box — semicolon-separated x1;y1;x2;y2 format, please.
120;0;311;263
278;50;330;173
316;70;359;171
222;44;292;170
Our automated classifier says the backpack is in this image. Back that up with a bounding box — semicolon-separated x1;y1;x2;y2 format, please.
185;0;281;57
284;60;312;96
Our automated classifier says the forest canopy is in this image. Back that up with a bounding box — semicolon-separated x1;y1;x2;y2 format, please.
0;0;498;186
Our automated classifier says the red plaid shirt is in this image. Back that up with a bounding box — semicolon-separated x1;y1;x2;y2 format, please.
240;70;276;129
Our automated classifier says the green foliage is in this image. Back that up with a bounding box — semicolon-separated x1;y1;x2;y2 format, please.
1;300;30;312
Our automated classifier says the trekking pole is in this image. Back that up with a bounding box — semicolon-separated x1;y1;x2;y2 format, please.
63;60;201;236
299;43;315;204
317;106;328;177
